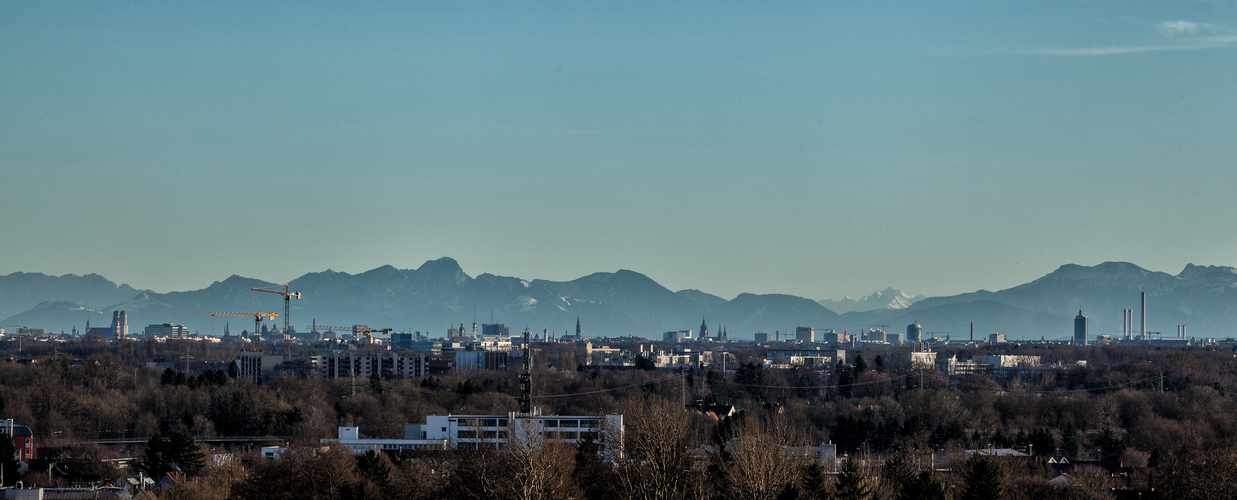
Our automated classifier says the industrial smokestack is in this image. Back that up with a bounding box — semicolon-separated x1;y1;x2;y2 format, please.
1141;292;1146;340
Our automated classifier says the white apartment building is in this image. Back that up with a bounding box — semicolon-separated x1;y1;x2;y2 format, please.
325;410;624;455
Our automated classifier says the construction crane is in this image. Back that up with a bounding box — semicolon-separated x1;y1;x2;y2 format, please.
197;311;278;349
252;285;301;359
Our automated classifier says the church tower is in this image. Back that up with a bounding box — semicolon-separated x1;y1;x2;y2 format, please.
575;317;582;338
700;317;708;340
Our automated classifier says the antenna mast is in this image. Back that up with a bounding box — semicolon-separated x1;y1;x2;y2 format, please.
519;328;532;414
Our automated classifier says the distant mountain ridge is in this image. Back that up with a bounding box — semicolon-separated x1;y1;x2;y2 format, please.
3;260;1237;341
818;288;925;314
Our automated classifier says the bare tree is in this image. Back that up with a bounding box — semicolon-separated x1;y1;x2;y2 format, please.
711;413;809;500
505;417;579;500
608;396;701;500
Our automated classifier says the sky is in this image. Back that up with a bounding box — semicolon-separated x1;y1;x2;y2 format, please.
2;1;1236;301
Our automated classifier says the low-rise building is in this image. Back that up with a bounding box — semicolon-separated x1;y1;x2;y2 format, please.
972;355;1040;368
764;348;846;369
886;350;938;371
326;424;449;453
325;410;624;454
586;343;634;367
456;350;510;371
2;420;35;461
144;323;190;339
656;348;712;370
663;330;693;343
235;351;285;382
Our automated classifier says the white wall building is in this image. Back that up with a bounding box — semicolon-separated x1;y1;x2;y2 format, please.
326;424;449;453
325;410;624;456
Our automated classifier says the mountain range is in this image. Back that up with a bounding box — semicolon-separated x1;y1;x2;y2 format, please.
3;260;1236;341
818;288;926;314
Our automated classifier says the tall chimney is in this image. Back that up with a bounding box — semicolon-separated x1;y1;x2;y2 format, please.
1141;292;1146;340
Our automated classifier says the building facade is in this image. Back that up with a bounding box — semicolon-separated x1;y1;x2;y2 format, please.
312;350;436;380
144;323;190;339
907;323;922;343
1;420;34;461
235;351;285;382
1074;310;1088;345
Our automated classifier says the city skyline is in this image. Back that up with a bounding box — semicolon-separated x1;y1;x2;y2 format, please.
2;2;1235;301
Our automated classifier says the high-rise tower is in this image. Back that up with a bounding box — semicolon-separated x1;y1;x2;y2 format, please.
1074;309;1088;345
907;323;922;343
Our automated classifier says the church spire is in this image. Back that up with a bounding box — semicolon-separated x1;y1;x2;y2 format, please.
575;316;581;337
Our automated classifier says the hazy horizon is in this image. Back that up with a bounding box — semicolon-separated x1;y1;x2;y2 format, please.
3;2;1234;301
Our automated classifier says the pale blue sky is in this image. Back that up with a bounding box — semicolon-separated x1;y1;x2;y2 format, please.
2;1;1235;301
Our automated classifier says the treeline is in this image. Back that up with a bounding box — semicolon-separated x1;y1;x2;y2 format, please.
1;339;1237;498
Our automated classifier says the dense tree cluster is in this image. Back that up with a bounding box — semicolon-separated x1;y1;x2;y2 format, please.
1;338;1237;497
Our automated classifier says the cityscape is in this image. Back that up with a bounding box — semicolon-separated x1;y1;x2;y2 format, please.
3;1;1235;499
0;262;1235;498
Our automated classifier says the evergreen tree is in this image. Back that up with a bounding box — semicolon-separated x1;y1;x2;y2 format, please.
167;432;205;477
369;371;383;394
1060;423;1080;460
356;450;390;486
1030;427;1056;457
574;432;611;500
854;354;868;374
800;463;827;500
881;455;912;492
992;427;1013;448
141;432;206;478
1148;448;1163;468
835;458;871;500
897;471;947;500
0;434;20;487
139;433;172;478
160;368;177;385
836;361;856;398
1096;422;1124;459
960;455;1004;500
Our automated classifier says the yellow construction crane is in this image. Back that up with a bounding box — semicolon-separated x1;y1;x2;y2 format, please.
252;285;301;359
197;311;278;348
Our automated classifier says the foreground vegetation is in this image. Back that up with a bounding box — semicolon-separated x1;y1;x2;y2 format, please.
2;338;1236;498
